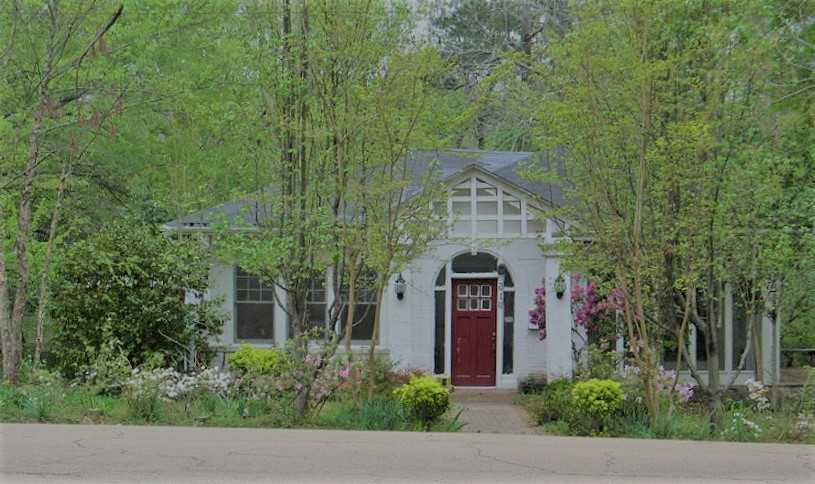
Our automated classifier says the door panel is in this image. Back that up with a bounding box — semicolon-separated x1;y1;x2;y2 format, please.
452;279;497;386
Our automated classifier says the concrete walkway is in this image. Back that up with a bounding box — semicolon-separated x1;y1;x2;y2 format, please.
2;424;813;483
451;389;535;434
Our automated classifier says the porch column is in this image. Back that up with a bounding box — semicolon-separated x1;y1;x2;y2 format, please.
545;256;572;380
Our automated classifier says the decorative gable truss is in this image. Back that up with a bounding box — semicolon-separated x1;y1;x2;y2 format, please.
443;170;564;239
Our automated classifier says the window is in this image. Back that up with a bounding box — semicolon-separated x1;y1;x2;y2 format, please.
235;268;275;341
447;175;546;237
732;297;755;370
306;274;327;331
434;290;445;374
338;273;378;342
503;291;515;374
455;283;492;311
451;252;497;273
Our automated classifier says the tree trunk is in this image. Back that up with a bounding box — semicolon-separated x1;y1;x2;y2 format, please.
3;92;47;382
366;280;386;399
33;161;71;368
0;224;13;381
343;265;357;356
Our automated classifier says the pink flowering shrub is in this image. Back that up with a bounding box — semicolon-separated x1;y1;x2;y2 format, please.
530;278;623;341
528;287;547;340
622;364;696;405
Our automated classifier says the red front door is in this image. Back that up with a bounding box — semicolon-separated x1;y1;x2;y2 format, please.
452;279;497;386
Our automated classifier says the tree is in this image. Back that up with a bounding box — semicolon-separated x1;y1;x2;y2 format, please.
50;222;223;378
427;0;571;149
215;0;448;416
0;0;124;382
529;0;807;421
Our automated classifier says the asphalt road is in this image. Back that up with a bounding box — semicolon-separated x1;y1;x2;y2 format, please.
1;424;813;483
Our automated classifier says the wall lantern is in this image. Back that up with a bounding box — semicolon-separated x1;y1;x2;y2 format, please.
395;273;406;300
553;273;566;300
765;280;778;322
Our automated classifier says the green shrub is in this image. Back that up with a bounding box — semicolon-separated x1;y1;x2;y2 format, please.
228;345;288;376
518;373;548;394
50;222;225;378
574;343;622;381
525;379;574;424
572;378;623;421
393;375;449;429
81;336;132;395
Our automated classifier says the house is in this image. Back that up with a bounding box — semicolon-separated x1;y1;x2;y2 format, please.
164;149;780;388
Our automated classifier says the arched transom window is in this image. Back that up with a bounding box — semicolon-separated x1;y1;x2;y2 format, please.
448;175;546;237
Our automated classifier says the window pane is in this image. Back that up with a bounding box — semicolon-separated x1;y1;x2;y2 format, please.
457;298;468;310
476;201;497;216
469;298;480;310
481;298;491;310
261;288;276;302
458;284;468;296
306;303;327;330
503;270;514;287
452;253;497;273
435;267;446;287
503;200;521;215
236;289;248;301
527;219;546;234
481;285;491;297
236;303;274;340
503;292;514;374
732;299;754;370
469;285;480;297
452;201;471;215
339;304;377;341
503;220;522;234
452;220;471;235
475;180;496;196
434;291;445;375
452;182;471;197
477;220;497;234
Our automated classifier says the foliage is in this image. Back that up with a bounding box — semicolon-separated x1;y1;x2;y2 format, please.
528;287;547;339
393;375;450;429
81;336;132;395
50;222;224;377
228;345;288;377
313;397;408;431
571;282;623;342
518;373;548;395
572;379;624;421
574;343;622;381
523;379;574;424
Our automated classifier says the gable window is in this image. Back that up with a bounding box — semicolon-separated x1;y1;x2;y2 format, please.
448;175;546;237
235;268;275;341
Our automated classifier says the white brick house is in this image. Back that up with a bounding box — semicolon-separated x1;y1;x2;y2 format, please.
165;149;779;388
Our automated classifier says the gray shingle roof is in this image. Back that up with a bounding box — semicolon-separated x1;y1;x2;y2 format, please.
163;149;565;229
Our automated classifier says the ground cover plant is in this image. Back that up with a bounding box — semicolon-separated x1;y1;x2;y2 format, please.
517;359;815;444
0;352;461;433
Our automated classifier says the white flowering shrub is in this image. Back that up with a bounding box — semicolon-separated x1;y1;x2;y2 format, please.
721;410;763;441
124;367;233;402
745;379;771;412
